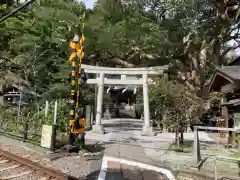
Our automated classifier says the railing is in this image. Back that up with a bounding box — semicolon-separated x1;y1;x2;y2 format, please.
194;126;240;164
212;156;240;180
193;126;240;179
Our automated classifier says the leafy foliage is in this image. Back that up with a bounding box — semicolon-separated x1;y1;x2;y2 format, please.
1;0;86;99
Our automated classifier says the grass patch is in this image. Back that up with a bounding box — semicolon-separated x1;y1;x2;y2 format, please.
168;140;193;153
231;153;240;159
231;153;240;166
231;153;240;176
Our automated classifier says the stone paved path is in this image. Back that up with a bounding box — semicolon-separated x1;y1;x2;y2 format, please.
100;141;175;180
86;119;176;180
102;157;166;180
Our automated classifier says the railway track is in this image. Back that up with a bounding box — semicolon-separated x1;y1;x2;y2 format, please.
0;148;78;180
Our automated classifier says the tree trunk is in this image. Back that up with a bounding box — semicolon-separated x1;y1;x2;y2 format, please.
180;131;184;145
180;124;184;144
175;130;180;148
162;110;167;131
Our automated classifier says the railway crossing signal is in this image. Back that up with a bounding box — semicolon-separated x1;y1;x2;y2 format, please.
68;25;87;145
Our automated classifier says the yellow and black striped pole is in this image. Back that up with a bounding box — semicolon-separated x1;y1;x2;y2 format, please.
75;32;85;114
68;25;86;144
68;32;78;144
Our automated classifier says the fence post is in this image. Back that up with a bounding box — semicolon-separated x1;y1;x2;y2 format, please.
23;120;28;142
194;126;201;164
50;100;57;152
45;100;49;118
17;92;22;120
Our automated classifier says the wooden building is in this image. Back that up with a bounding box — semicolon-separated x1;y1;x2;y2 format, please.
209;58;240;131
0;71;40;106
2;84;40;105
103;86;137;118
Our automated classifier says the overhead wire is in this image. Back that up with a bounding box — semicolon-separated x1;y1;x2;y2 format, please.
0;0;36;23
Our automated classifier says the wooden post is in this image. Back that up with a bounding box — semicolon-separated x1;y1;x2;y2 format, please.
221;97;229;138
50;100;57;151
17;93;22;120
23;120;28;142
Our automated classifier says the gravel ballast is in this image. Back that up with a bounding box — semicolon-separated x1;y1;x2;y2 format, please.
0;135;103;179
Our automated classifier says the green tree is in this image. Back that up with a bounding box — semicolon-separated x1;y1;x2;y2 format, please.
1;0;240;136
1;0;86;99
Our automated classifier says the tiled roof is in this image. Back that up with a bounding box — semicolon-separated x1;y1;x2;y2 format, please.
216;66;240;80
209;66;240;92
3;71;30;86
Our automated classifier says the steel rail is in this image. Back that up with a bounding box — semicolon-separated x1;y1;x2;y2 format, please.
0;148;79;180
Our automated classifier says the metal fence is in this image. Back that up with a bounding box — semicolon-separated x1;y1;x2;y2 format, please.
193;126;240;179
0;99;94;148
0;101;53;145
0;119;42;145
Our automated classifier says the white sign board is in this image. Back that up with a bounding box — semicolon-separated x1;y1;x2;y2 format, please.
41;125;52;148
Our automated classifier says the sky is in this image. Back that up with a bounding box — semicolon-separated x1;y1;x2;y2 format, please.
80;0;95;9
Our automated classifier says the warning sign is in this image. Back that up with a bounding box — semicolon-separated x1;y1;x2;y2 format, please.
41;125;52;148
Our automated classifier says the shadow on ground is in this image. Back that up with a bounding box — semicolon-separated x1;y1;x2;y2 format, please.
82;167;170;180
102;121;143;132
103;122;142;128
46;139;106;161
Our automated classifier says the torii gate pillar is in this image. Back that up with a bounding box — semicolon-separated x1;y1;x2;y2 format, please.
92;72;105;134
142;73;154;136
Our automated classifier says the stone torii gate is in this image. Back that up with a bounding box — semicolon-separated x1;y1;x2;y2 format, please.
82;64;169;136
